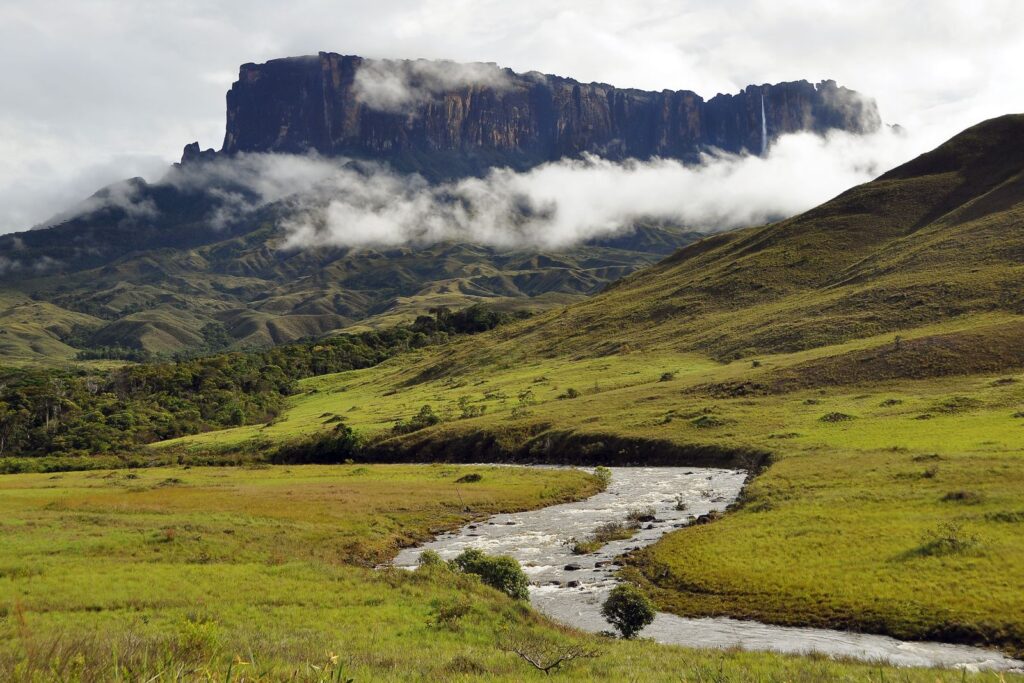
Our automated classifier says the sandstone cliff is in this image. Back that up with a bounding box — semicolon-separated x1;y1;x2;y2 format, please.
205;52;880;175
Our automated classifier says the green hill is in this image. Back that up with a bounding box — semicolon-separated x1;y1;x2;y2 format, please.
0;195;701;360
154;115;1024;654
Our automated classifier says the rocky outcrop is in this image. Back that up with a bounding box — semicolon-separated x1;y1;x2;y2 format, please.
206;52;880;176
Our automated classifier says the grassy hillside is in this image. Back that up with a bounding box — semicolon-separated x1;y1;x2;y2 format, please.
0;183;701;358
0;292;102;364
150;115;1024;654
0;464;1010;682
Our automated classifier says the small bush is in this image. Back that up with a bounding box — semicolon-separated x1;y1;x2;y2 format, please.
819;412;855;423
593;465;612;485
914;522;979;557
674;495;689;511
879;398;903;407
430;597;472;630
455;473;483;483
450;549;529;600
558;388;581;400
941;490;984;505
692;415;726;428
659;372;675;382
392;404;442;434
418;550;445;567
601;584;656;638
626;507;656;524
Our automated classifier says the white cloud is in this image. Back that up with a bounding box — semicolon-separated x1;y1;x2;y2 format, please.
0;0;1022;233
124;123;911;252
352;59;513;112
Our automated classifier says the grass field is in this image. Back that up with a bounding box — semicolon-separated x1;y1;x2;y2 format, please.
1;464;1017;682
148;312;1024;654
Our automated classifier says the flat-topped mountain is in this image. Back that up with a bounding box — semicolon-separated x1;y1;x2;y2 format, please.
205;52;880;175
0;53;881;360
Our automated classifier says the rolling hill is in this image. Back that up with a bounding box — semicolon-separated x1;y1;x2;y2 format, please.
153;114;1024;653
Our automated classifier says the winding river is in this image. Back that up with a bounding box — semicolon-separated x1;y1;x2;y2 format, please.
394;466;1023;672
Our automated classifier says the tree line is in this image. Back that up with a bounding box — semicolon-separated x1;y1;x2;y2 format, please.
0;305;528;458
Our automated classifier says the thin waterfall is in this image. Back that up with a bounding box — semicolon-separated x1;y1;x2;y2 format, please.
760;93;768;155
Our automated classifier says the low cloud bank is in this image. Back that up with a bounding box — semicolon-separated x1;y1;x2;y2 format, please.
40;124;920;254
154;125;914;250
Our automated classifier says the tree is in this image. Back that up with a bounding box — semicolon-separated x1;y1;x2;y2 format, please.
0;401;25;456
499;630;600;676
451;548;530;600
601;584;655;638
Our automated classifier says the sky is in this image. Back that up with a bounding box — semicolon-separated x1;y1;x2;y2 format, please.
1;0;1023;234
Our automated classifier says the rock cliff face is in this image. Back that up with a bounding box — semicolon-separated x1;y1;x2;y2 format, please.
209;52;880;175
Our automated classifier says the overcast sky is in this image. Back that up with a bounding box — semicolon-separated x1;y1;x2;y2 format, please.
1;0;1023;233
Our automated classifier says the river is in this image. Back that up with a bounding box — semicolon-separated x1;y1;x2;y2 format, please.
393;466;1022;672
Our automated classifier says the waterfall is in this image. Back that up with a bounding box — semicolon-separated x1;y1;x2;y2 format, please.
760;93;768;155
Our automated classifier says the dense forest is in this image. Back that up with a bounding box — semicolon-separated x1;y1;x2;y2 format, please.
0;305;526;459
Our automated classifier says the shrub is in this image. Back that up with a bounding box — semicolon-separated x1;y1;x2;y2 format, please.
558;388;581;400
450;549;529;600
915;522;979;557
601;584;656;638
593;465;612;485
659;372;675;382
941;490;984;504
269;424;363;464
626;507;657;524
455;472;483;483
418;550;445;567
430;597;472;630
392;404;442;434
819;412;855;423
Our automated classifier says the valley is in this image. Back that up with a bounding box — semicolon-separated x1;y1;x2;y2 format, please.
1;27;1022;681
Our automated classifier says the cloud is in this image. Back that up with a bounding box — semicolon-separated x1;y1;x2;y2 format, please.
282;127;914;249
1;1;1023;233
353;58;514;112
132;123;912;252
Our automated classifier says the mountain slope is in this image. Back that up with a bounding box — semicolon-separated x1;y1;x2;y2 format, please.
468;114;1024;364
154;115;1024;653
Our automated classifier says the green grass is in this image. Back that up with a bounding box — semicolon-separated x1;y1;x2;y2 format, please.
1;464;1015;682
150;312;1024;652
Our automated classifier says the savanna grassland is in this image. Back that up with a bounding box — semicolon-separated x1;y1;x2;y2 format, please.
2;115;1024;681
154;313;1024;653
151;116;1024;655
0;464;1015;682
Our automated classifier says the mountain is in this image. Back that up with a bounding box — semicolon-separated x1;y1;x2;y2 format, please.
0;54;879;361
222;114;1022;652
214;52;879;176
442;113;1024;372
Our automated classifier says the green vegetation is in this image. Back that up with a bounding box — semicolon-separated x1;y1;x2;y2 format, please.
0;193;700;359
570;520;638;555
602;584;657;639
0;305;519;462
147;116;1024;656
450;549;530;600
0;464;1011;681
3;114;1024;677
